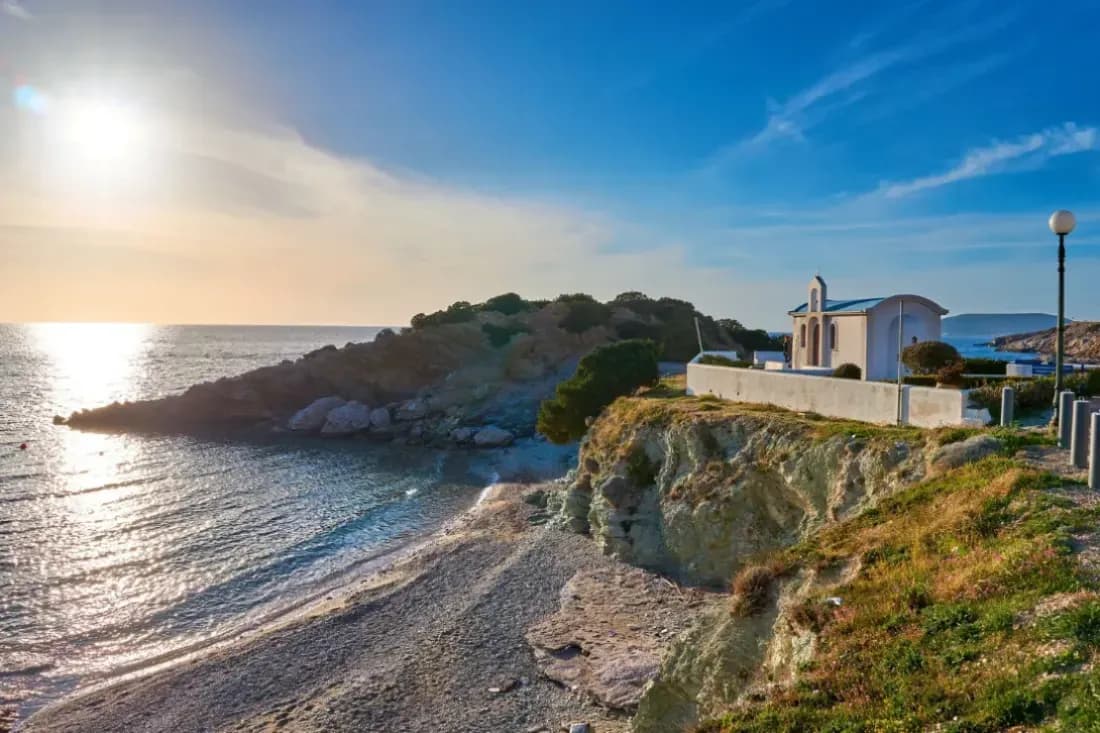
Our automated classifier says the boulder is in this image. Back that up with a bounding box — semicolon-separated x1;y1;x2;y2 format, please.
321;401;373;435
395;399;428;421
369;407;392;429
473;425;515;448
288;396;346;432
451;427;475;443
931;434;1003;472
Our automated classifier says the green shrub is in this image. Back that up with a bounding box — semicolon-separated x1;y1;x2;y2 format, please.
1066;368;1100;397
964;358;1008;375
833;363;861;380
902;340;962;375
903;375;938;387
481;292;531;315
718;319;784;352
409;300;478;329
537;339;660;443
559;299;612;334
698;354;751;368
970;378;1055;421
936;361;966;387
614;319;662;342
481;322;528;347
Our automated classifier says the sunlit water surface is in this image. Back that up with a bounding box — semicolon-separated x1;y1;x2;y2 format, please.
0;324;484;719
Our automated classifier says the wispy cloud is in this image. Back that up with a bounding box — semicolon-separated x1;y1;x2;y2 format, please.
881;122;1099;198
705;4;1021;166
2;0;32;20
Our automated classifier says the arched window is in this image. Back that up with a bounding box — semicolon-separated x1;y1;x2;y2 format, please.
830;323;838;351
810;288;819;311
799;323;806;348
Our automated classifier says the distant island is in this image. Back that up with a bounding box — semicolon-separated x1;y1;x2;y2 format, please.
994;320;1100;362
941;312;1062;338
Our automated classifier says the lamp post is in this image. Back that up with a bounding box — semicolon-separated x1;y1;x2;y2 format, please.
1049;209;1076;409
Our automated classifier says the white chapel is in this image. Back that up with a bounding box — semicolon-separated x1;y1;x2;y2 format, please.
788;275;948;381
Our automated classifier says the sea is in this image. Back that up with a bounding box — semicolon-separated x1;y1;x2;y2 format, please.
0;324;488;723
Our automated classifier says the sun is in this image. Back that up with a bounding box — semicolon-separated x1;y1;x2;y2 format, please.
56;96;149;171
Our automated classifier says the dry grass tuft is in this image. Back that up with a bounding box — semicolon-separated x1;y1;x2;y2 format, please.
730;564;776;617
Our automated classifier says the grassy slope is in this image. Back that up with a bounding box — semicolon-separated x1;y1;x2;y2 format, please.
698;456;1100;732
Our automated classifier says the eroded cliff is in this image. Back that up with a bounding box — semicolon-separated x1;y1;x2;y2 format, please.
551;394;934;587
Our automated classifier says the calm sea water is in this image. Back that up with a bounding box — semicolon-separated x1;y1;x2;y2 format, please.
0;324;485;720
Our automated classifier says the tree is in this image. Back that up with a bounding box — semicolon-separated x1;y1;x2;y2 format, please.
901;340;961;375
559;299;612;334
482;292;530;315
537;339;660;443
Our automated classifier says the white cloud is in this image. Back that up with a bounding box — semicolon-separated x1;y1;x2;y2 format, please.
881;123;1099;198
2;0;32;20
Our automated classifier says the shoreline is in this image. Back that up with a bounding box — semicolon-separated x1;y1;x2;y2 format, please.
6;435;578;729
16;481;643;733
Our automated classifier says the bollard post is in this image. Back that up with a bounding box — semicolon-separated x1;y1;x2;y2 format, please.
1000;387;1015;427
1059;391;1075;449
1071;400;1090;468
1090;413;1100;490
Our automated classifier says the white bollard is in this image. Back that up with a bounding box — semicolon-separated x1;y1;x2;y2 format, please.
1071;400;1090;468
1090;413;1100;490
1000;387;1015;426
1059;391;1075;449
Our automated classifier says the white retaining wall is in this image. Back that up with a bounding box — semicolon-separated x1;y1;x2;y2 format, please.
687;363;982;428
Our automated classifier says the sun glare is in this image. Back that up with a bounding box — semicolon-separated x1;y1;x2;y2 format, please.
55;96;149;175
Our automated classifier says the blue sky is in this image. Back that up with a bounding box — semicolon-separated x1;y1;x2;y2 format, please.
3;0;1100;328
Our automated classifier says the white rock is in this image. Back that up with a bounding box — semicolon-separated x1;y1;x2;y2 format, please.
473;425;515;448
395;399;428;421
288;396;346;432
369;407;392;429
321;401;373;435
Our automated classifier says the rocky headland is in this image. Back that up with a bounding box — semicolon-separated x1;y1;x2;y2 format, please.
58;293;758;450
994;320;1100;362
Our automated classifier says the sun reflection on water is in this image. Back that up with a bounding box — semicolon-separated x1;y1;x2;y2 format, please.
29;322;152;414
27;323;156;652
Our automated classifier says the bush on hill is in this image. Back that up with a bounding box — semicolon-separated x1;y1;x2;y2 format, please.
482;292;531;315
698;354;751;368
902;341;962;375
481;322;529;347
409;301;478;330
963;357;1008;375
833;363;861;380
537;339;660;443
559;298;613;334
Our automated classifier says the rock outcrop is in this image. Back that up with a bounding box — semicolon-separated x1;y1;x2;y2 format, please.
288;396;346;432
472;425;515;448
550;399;931;587
994;320;1100;361
320;401;373;436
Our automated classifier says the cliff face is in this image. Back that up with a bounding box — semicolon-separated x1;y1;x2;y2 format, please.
994;320;1100;361
551;397;932;587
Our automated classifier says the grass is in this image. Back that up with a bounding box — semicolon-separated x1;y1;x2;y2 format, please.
695;457;1100;732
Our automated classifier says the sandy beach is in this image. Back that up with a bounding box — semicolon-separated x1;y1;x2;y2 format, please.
18;484;638;733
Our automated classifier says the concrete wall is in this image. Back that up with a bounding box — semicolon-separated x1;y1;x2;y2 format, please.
687;363;983;428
